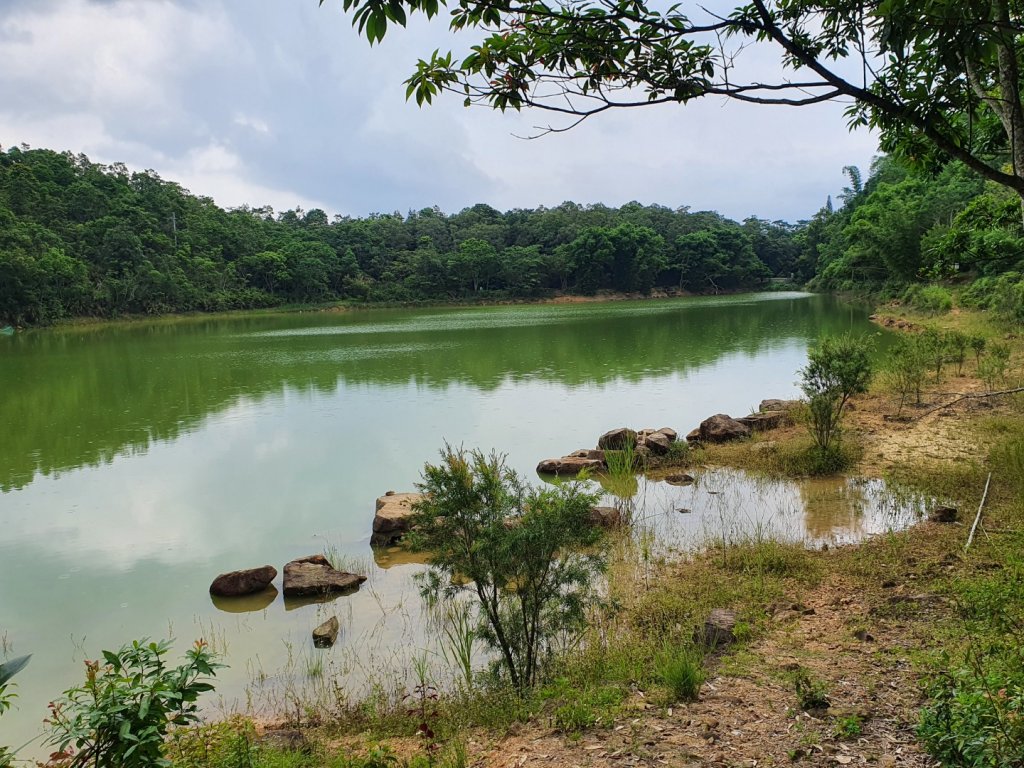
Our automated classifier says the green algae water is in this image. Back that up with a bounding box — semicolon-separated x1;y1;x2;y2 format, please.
0;293;919;754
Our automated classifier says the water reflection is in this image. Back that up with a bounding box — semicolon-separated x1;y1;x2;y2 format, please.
210;587;279;614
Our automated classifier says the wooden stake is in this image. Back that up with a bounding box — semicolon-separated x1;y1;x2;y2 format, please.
965;472;992;552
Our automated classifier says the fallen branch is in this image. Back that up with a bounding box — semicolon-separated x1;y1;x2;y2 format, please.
915;386;1024;420
965;472;992;552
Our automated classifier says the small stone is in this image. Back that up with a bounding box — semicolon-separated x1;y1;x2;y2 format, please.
588;506;622;528
312;616;340;647
664;473;695;486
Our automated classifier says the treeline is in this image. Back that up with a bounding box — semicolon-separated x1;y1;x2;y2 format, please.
0;146;804;325
3;145;1024;326
805;157;1024;319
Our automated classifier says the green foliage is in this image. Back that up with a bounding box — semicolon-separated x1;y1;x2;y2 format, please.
904;284;953;314
0;146;790;326
978;343;1012;390
654;645;705;703
833;714;863;740
791;668;830;712
799;334;874;456
410;446;606;692
885;335;930;414
47;638;221;768
0;654;30;768
919;551;1024;767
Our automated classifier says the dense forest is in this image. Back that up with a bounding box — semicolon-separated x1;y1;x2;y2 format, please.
1;144;1023;325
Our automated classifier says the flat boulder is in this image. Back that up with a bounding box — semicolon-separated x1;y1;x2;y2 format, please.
699;414;751;443
588;506;622;528
312;616;340;648
759;399;801;413
597;427;638;451
537;456;605;475
664;472;695;486
737;410;789;432
657;427;678;442
372;492;424;545
209;565;277;597
283;556;366;598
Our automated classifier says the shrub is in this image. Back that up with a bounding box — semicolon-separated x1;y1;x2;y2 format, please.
411;447;606;692
799;334;874;457
655;645;705;703
885;335;929;414
905;284;953;314
47;639;221;768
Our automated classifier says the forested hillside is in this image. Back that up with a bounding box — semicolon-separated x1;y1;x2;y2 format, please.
2;144;1023;326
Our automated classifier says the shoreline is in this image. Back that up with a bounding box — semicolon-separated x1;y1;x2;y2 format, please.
15;286;798;333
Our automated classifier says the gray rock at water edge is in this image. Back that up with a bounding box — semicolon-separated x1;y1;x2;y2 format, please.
685;427;702;444
929;505;959;523
282;556;366;597
372;492;425;545
209;565;278;597
694;608;739;649
698;414;751;443
597;427;638;451
567;448;607;461
312;616;340;648
536;455;605;475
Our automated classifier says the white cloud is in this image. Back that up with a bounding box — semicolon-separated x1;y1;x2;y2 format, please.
0;0;879;221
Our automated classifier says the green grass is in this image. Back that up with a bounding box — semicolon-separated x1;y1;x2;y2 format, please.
654;644;705;703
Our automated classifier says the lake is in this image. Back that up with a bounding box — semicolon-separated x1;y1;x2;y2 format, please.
0;292;921;755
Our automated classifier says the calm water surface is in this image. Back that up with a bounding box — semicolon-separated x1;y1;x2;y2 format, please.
0;293;921;753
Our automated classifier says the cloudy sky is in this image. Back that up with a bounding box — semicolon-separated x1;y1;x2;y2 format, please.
0;0;878;222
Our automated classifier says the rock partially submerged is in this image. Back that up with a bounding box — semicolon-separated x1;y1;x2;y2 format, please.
372;491;425;545
282;555;366;597
312;616;340;648
537;453;606;475
929;505;959;523
209;565;278;597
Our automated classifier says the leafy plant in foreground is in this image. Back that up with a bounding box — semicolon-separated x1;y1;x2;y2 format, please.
799;334;874;464
47;638;221;768
1;654;31;768
411;446;606;692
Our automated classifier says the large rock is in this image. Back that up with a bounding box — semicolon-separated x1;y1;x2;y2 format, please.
737;410;789;432
209;565;277;597
698;414;751;443
759;399;801;413
642;431;672;455
597;427;638;451
283;556;366;597
588;506;622;528
694;608;739;649
537;456;605;475
312;616;340;648
372;492;425;545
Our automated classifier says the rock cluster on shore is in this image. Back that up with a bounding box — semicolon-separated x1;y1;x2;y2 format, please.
537;426;678;475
